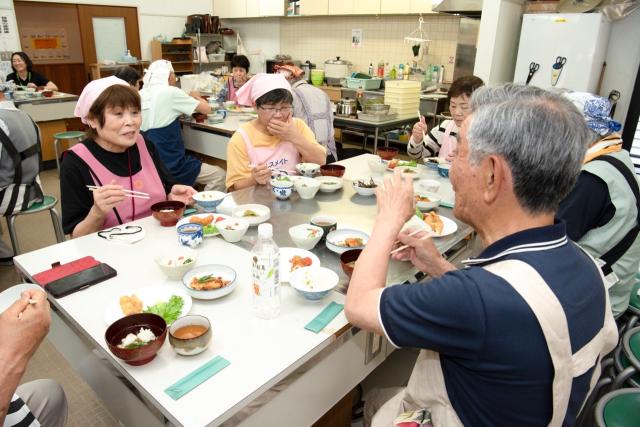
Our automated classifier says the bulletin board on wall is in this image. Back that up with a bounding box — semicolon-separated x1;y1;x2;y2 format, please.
14;1;83;64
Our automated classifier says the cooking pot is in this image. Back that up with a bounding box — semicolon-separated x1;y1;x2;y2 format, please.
336;98;357;116
324;57;351;85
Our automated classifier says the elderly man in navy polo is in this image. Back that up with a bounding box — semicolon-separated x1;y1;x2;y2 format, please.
346;84;618;427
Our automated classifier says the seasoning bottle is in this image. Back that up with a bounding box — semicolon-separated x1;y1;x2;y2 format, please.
251;223;281;319
390;65;397;80
378;60;385;78
398;64;404;80
368;62;374;77
403;62;410;80
438;65;445;83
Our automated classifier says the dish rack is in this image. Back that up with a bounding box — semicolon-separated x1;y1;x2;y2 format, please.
346;77;382;90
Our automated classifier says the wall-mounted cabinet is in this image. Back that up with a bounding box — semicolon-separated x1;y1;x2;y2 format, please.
299;0;328;16
214;1;248;18
328;0;380;15
216;0;285;18
218;0;430;18
259;0;285;16
410;0;432;13
380;0;411;14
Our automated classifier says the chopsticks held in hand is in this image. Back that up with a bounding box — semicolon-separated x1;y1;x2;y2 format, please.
86;185;150;199
418;110;426;140
390;228;433;255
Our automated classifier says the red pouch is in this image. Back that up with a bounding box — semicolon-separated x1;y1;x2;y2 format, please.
33;256;101;287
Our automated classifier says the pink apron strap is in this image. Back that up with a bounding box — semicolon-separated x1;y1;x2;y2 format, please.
438;121;457;160
237;127;258;166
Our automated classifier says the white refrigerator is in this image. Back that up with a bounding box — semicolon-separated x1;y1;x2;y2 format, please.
513;13;611;93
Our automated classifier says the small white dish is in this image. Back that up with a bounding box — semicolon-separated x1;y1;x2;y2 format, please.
325;229;369;254
182;264;237;300
192;191;227;212
417;179;441;193
232;204;271;226
293;177;321;199
352;177;378;197
367;155;387;174
295;162;321;177
279;247;320;282
315;176;343;193
154;249;198;280
289;224;324;250
216;218;249;243
290;266;339;301
271;176;295;188
414;192;441;211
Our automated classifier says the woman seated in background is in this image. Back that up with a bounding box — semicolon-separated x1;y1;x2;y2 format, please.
6;52;58;91
60;76;196;238
225;73;326;191
219;54;251;104
407;75;483;162
114;66;141;90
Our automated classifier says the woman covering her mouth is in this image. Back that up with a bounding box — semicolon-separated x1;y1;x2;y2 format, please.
224;73;327;191
59;76;197;238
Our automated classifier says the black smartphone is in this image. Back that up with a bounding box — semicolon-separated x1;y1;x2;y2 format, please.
45;263;117;298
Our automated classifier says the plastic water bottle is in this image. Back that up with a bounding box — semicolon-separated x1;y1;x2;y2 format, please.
251;223;280;319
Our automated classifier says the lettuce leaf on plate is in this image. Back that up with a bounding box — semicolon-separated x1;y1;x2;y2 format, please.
143;295;184;324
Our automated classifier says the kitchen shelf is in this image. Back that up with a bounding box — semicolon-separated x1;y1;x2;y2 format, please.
150;40;194;75
187;32;225;74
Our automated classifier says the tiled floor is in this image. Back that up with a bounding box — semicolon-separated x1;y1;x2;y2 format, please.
0;169;119;426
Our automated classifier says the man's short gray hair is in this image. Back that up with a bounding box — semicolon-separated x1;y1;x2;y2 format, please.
467;84;591;214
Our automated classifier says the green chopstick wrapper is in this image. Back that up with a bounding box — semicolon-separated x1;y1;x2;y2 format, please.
439;200;454;209
164;356;230;400
305;301;344;333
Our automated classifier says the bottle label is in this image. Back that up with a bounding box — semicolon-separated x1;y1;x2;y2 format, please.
252;253;280;297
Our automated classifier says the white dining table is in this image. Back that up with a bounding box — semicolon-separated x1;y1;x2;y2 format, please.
13;155;472;427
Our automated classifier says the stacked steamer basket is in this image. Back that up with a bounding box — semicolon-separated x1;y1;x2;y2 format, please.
384;80;421;118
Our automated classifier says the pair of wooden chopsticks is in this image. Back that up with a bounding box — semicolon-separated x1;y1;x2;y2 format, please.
86;185;150;199
390;228;433;255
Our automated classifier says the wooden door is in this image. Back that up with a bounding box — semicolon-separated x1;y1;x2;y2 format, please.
77;4;140;80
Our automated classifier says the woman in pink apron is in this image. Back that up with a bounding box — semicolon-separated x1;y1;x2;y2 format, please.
225;55;251;104
225;73;327;191
407;76;484;162
60;76;197;238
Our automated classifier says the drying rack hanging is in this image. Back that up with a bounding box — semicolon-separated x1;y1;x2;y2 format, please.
404;16;431;44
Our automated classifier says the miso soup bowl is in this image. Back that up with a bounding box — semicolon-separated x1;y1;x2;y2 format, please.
168;315;212;356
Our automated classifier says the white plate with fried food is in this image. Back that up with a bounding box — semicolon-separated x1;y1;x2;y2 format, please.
325;229;369;254
405;212;458;237
182;264;237;300
104;287;192;325
279;247;320;283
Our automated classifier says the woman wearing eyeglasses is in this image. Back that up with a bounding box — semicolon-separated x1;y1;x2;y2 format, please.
225;73;326;191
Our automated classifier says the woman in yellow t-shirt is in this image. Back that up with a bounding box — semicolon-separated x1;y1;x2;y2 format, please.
225;73;326;191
